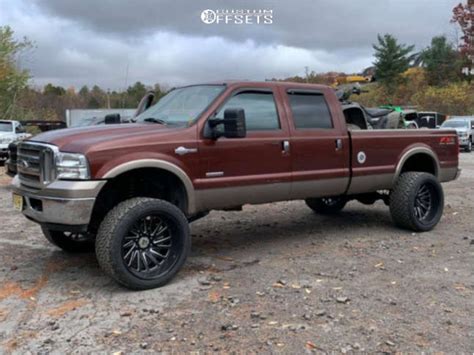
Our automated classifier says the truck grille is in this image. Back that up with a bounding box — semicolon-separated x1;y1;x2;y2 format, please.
17;142;56;189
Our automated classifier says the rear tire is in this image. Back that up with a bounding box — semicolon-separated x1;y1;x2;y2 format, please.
41;228;95;253
305;196;347;214
95;197;191;290
389;172;444;232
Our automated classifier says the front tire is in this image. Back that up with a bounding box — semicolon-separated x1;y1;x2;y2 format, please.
389;172;444;232
465;140;472;152
305;196;347;214
95;197;191;290
41;228;95;253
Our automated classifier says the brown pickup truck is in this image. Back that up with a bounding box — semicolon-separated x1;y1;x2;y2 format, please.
11;81;460;289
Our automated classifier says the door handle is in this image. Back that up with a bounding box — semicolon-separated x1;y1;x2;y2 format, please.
282;140;290;154
175;146;198;156
335;138;343;151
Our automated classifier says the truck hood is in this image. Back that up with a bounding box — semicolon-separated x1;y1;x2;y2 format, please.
29;123;184;153
0;132;14;138
453;128;469;134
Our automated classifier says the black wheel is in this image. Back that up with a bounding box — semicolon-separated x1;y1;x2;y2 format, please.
95;197;190;290
41;227;95;253
465;140;472;152
389;172;444;232
305;196;347;214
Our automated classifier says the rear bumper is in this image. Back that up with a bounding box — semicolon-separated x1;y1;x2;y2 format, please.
11;175;106;227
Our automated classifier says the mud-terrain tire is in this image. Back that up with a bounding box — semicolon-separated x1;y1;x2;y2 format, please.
95;197;191;290
41;228;95;253
305;196;347;214
389;172;444;232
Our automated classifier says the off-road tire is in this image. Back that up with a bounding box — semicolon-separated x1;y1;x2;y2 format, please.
41;227;95;253
95;197;191;290
389;172;444;232
305;196;347;214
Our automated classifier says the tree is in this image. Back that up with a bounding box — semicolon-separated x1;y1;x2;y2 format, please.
373;34;415;91
126;81;147;107
451;1;474;57
0;26;32;118
43;83;66;96
420;36;462;86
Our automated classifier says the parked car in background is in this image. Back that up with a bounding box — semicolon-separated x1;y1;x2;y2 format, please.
440;117;473;152
0;120;31;164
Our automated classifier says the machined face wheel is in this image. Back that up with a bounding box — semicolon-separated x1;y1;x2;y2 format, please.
121;215;178;279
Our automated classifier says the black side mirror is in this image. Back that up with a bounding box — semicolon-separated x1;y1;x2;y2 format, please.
104;113;121;125
222;108;246;138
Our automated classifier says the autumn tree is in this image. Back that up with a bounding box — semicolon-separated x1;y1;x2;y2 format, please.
0;26;32;118
373;34;415;92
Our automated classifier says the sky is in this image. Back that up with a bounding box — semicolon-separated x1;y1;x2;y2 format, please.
0;0;461;90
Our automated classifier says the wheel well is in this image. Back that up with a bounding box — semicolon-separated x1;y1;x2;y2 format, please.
89;168;188;233
400;153;437;176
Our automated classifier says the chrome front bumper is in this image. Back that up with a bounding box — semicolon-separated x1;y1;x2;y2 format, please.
11;175;106;226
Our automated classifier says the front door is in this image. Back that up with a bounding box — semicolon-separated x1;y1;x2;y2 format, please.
196;88;291;211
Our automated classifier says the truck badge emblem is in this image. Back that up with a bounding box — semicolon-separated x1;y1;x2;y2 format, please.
357;151;366;164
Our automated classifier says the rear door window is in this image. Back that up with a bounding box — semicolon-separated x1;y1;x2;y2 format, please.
287;92;333;129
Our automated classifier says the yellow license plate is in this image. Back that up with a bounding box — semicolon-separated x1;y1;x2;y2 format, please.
12;193;23;211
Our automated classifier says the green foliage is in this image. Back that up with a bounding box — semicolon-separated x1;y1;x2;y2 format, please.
43;83;66;96
373;34;415;92
0;26;33;118
420;36;462;86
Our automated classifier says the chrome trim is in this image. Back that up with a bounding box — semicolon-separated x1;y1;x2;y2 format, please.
174;146;198;156
206;171;224;178
17;141;59;189
282;140;290;154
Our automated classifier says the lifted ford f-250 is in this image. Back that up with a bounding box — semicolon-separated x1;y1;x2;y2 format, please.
11;81;460;289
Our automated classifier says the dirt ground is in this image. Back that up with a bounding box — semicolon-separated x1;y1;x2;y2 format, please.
0;154;473;354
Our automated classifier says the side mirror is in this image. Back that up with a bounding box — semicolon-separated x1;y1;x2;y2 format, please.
222;108;246;138
104;113;121;125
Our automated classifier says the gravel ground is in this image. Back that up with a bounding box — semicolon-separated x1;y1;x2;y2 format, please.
0;154;473;353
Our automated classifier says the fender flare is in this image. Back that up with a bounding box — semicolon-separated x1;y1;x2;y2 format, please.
393;146;440;184
102;159;196;214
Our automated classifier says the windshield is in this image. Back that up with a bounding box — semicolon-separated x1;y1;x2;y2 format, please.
0;122;13;132
441;120;468;128
135;85;225;126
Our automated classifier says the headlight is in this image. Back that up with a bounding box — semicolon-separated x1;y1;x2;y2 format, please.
55;152;90;180
0;137;15;144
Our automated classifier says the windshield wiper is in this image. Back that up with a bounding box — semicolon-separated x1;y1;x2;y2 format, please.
143;117;167;125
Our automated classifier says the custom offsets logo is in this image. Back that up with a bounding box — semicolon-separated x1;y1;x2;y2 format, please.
200;9;273;25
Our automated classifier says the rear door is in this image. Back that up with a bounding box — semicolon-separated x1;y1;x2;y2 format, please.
280;87;350;199
196;87;292;210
